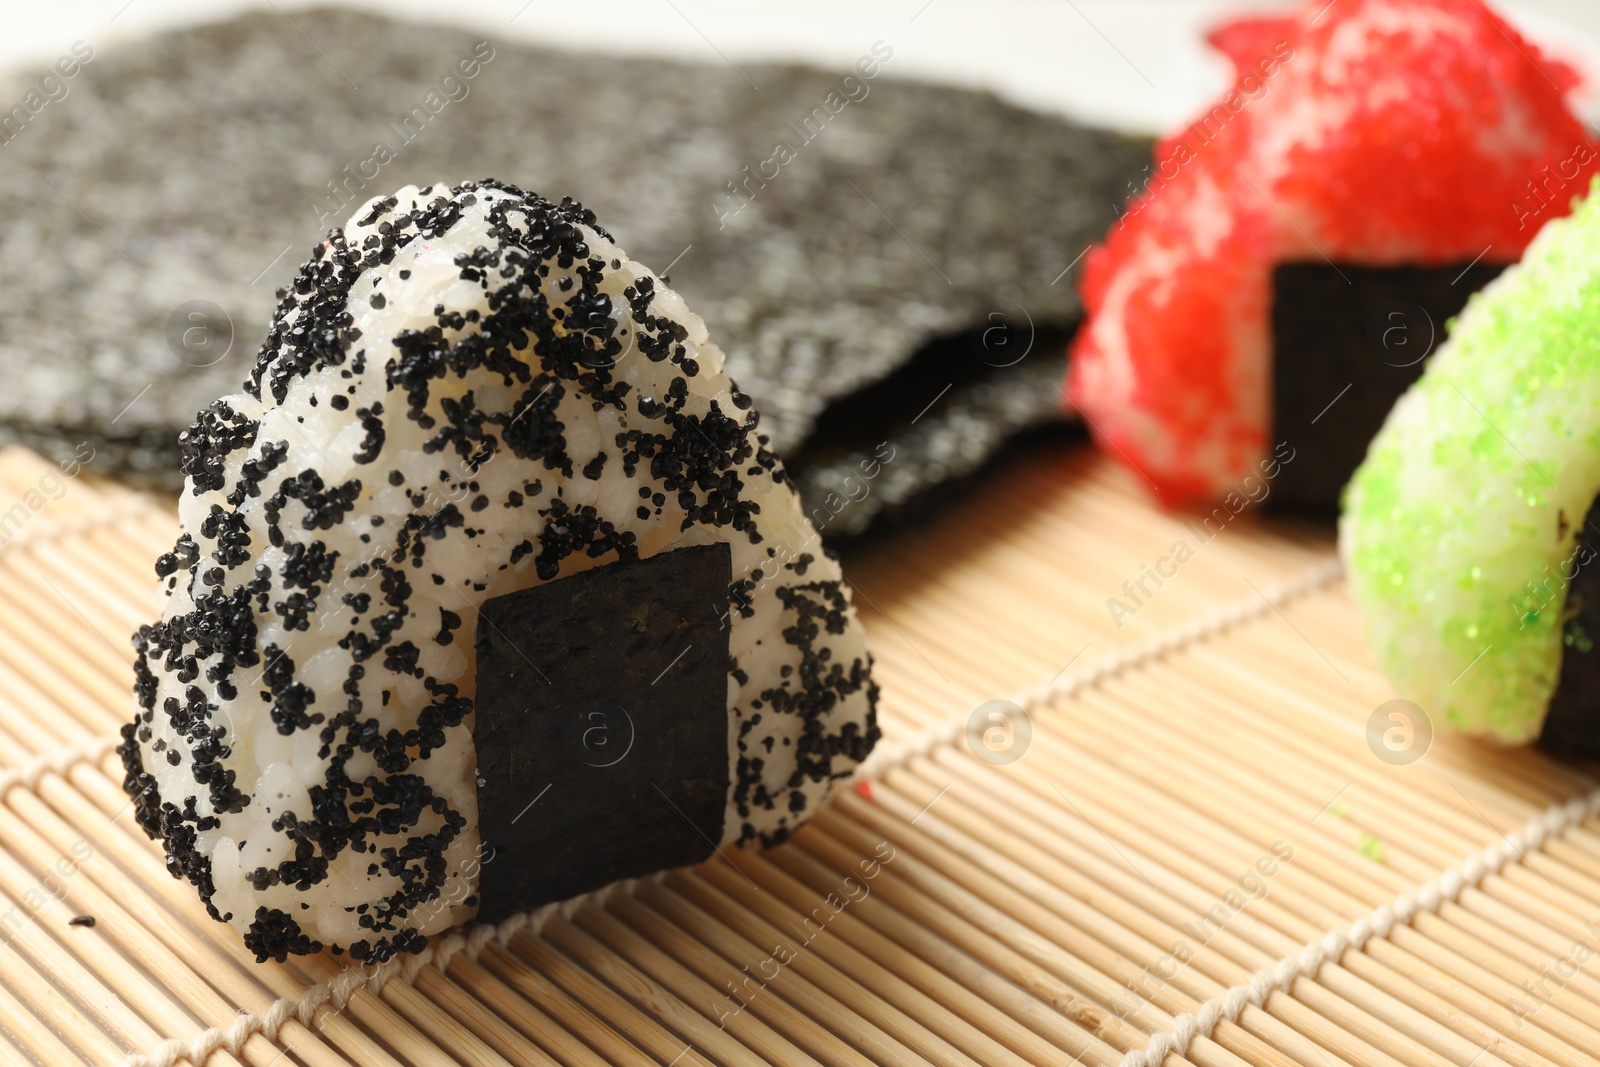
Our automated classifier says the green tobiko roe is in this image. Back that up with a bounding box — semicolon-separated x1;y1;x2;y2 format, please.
1340;177;1600;743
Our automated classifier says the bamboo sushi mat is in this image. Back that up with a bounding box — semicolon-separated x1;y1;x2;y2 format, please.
2;440;1600;1067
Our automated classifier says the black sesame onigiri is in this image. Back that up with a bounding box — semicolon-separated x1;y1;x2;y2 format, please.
120;181;879;962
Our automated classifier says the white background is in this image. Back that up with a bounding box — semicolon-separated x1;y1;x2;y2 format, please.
4;0;1600;134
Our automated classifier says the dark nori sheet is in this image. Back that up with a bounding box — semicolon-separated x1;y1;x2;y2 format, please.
788;320;1077;538
472;542;731;922
1268;261;1504;516
0;8;1149;531
1539;492;1600;757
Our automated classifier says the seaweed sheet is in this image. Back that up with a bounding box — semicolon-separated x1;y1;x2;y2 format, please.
473;542;732;919
1268;261;1506;517
0;8;1147;532
1540;492;1600;757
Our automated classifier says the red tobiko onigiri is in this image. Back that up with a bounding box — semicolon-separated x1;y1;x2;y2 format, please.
1066;0;1598;505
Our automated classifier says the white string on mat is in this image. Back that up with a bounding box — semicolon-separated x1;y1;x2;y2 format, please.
1118;788;1600;1067
856;555;1346;776
121;554;1348;1067
124;877;643;1067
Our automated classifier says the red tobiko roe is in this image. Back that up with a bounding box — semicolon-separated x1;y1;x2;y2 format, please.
1066;0;1598;505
